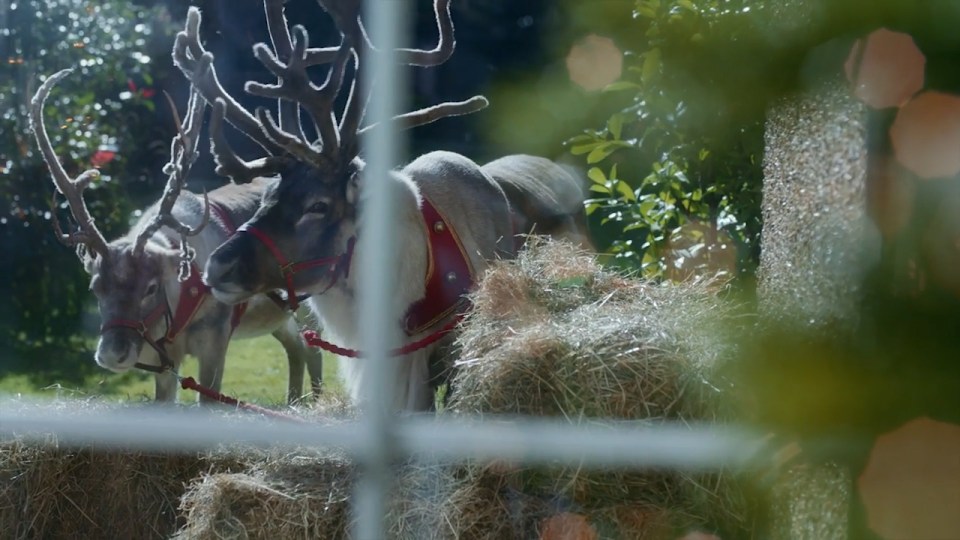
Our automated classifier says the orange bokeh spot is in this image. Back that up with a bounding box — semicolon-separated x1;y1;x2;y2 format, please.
866;154;915;239
565;34;623;92
845;28;925;109
890;91;960;179
858;417;960;539
540;512;597;540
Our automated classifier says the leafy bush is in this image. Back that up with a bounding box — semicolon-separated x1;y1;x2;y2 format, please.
0;0;173;376
567;0;773;278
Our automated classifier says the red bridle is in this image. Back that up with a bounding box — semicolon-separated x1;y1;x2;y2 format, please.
100;286;175;373
238;224;356;312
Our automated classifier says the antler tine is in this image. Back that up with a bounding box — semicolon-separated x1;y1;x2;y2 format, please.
172;8;285;156
263;0;306;143
359;95;488;135
210;99;289;182
393;0;455;67
30;68;111;260
338;0;451;67
133;88;210;256
245;23;352;159
338;0;462;157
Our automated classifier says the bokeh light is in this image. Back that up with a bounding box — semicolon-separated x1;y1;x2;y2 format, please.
858;417;960;539
845;28;925;109
889;91;960;179
565;34;622;92
866;155;915;239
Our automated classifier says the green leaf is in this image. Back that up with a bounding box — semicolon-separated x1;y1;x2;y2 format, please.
571;142;602;156
610;163;619;181
586;144;616;164
587;167;607;184
602;81;642;92
607;114;624;140
590;184;612;194
585;203;601;216
616;181;636;202
639;199;656;216
555;276;588;289
641;47;661;85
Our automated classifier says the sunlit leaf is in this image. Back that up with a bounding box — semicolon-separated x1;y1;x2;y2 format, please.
587;167;606;184
607;114;624;140
571;142;602;156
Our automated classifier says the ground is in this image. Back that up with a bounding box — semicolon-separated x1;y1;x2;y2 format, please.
0;336;340;405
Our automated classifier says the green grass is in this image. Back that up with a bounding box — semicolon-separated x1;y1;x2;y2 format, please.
0;336;340;405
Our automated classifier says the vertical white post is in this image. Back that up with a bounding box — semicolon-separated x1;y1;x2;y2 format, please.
353;0;410;538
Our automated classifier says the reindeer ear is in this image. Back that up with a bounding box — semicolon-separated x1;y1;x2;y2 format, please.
81;249;98;275
346;171;360;205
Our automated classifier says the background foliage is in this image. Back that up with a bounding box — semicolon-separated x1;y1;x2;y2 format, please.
0;0;175;378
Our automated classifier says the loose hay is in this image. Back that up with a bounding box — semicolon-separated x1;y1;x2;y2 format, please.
0;393;354;540
447;240;752;538
0;401;248;540
175;452;355;540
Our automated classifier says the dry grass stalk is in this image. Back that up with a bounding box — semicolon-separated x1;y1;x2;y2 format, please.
447;240;750;537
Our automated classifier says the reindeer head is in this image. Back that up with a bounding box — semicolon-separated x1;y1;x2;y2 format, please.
171;1;486;307
31;70;208;372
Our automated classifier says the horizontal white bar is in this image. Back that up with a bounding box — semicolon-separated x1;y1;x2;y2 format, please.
0;399;764;469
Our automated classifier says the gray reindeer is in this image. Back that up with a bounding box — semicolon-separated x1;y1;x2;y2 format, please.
30;70;323;404
172;0;590;411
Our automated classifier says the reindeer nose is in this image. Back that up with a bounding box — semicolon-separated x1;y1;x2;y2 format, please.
95;338;133;369
204;256;239;288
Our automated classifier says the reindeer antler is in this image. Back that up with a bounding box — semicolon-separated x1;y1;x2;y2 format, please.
30;68;111;262
173;0;488;184
133;88;211;280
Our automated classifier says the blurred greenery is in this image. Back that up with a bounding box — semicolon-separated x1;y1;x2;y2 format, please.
0;0;178;376
557;0;960;279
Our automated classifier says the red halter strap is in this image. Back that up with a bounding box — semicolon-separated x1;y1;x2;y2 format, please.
100;288;175;373
238;224;355;312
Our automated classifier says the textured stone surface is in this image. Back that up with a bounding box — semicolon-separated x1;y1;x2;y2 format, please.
759;79;875;332
760;79;872;539
770;463;853;540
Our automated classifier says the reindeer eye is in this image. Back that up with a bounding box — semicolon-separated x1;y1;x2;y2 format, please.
306;201;330;215
144;281;159;297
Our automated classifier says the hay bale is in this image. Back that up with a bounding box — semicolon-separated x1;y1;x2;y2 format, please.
452;240;736;421
448;240;750;537
0;399;248;540
0;394;354;540
175;452;355;540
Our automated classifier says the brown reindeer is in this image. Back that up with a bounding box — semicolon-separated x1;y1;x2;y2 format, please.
30;69;324;404
172;1;590;411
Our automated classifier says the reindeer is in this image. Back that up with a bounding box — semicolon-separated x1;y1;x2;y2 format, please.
30;69;324;405
171;0;590;411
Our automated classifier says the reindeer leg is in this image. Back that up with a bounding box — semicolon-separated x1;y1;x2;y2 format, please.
154;369;179;403
272;317;323;404
196;332;229;406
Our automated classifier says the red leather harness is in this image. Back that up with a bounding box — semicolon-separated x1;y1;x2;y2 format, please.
403;195;474;336
302;194;474;357
100;202;248;373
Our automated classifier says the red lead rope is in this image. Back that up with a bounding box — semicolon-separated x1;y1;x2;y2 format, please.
302;313;464;358
178;376;307;423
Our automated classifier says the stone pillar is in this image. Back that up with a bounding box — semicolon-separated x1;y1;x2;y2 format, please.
759;79;872;539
